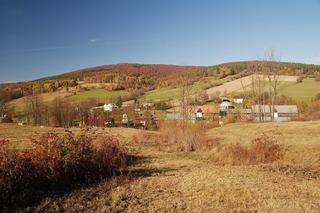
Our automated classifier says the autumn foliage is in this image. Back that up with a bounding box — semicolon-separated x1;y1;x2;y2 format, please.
214;134;284;165
0;131;127;210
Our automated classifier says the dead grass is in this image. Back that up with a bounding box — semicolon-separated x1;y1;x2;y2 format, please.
212;134;284;165
96;146;320;212
0;123;142;149
206;74;298;98
158;121;207;152
1;122;320;211
207;121;320;169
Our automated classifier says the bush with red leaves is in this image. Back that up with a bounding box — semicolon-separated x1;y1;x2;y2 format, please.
0;131;127;210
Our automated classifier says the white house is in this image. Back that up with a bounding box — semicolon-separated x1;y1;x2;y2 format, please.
91;103;118;112
0;113;7;123
220;98;234;111
122;113;128;125
103;103;117;112
143;102;155;108
233;98;244;104
196;108;203;119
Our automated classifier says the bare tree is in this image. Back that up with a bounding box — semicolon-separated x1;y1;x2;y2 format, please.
249;62;267;121
179;74;195;120
27;94;43;125
264;49;281;121
249;50;281;122
178;73;196;151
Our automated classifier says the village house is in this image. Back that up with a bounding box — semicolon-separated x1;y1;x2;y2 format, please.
91;103;118;112
166;105;219;121
196;108;203;119
0;113;6;123
233;97;244;104
219;98;235;116
251;105;299;122
220;98;234;111
166;112;196;122
122;113;129;125
143;102;155;108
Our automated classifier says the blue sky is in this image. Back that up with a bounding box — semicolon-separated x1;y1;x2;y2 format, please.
0;0;320;82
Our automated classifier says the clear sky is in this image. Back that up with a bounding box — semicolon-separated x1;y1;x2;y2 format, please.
1;0;320;82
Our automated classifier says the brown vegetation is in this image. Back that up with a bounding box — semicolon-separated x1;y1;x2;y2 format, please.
0;130;127;211
213;134;284;165
158;121;207;152
296;76;304;83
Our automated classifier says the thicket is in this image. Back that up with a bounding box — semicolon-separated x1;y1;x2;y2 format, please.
0;130;127;211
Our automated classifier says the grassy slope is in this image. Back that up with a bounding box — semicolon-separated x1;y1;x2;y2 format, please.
144;87;181;100
68;89;128;102
143;75;232;101
278;78;320;101
0;123;141;149
1;121;320;211
8;90;71;117
207;121;320;167
8;88;128;117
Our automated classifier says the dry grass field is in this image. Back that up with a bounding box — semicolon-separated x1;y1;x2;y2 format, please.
206;74;298;98
8;90;72;116
0;121;320;212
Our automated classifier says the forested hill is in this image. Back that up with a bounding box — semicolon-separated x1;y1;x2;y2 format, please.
1;61;320;103
38;61;320;82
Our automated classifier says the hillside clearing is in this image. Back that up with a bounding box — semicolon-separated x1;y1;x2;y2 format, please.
8;90;72;116
69;89;128;102
278;78;320;101
206;74;298;98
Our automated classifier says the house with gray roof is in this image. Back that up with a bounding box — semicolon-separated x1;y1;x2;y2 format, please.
252;105;299;122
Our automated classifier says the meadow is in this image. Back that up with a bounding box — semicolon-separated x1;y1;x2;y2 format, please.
143;75;233;101
1;121;319;212
278;78;320;101
69;89;128;102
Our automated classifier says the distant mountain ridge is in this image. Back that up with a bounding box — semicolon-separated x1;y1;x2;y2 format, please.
37;60;320;81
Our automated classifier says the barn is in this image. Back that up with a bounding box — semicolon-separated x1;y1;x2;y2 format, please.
251;105;299;122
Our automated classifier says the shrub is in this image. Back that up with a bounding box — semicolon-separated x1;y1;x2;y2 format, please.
158;121;206;152
0;130;127;210
306;100;320;120
154;101;170;110
215;134;283;165
296;76;304;83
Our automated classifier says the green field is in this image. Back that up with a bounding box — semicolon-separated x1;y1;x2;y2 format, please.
143;76;233;101
144;87;181;100
69;89;128;101
278;78;320;101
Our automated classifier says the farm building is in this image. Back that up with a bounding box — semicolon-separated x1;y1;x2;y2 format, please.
91;103;118;112
251;105;299;122
166;112;196;122
220;98;235;111
143;102;155;108
196;108;203;119
166;105;219;121
0;113;6;123
233;97;244;104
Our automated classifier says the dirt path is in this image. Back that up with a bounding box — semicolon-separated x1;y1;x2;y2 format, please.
106;146;320;212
